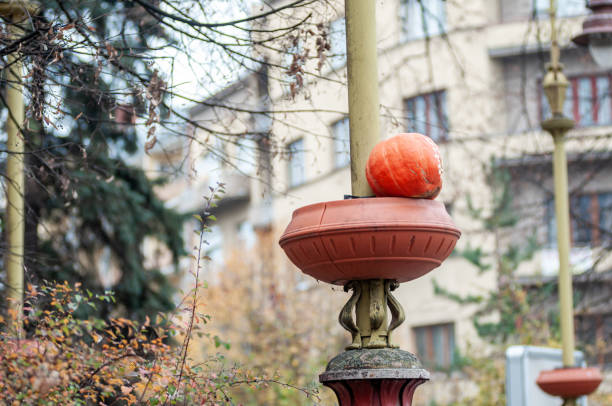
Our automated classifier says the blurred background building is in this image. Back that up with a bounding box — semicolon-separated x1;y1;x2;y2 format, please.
144;0;611;403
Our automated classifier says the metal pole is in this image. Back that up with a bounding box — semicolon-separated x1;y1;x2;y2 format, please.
345;0;380;197
5;40;25;333
545;0;576;370
552;132;576;368
1;1;33;335
344;0;384;346
549;0;560;70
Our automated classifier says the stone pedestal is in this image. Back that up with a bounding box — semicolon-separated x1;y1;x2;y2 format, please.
320;349;429;406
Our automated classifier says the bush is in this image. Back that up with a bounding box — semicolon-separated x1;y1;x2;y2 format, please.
0;281;317;405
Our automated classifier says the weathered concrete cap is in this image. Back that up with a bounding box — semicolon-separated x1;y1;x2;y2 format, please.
319;348;430;382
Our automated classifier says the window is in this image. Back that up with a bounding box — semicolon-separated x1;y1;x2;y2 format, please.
328;18;346;70
533;0;587;18
405;91;448;141
238;221;256;249
206;225;223;264
413;323;455;369
400;0;446;42
576;314;612;365
287;138;305;187
236;136;257;175
598;193;612;246
571;195;593;245
546;192;612;247
196;136;226;185
540;74;612;127
332;117;350;168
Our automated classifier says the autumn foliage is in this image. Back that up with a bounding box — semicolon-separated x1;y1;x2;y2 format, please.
0;280;315;405
199;239;346;406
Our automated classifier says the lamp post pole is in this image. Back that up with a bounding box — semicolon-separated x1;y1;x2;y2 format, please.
535;2;608;403
345;0;380;197
0;1;35;336
541;0;577;373
344;0;390;350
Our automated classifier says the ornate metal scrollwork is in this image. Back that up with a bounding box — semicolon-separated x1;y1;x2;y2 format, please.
339;281;362;350
338;279;406;350
386;280;405;348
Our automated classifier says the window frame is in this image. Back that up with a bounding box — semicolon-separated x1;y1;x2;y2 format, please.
404;90;449;142
576;313;612;365
206;224;224;265
237;220;256;249
236;135;258;175
287;138;305;188
399;0;446;43
546;191;612;248
412;322;456;370
331;117;350;169
328;17;347;71
532;0;588;19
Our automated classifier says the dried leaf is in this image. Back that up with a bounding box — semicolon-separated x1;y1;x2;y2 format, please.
144;136;157;153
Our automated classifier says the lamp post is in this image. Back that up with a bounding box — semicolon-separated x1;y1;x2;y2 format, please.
542;0;576;372
535;1;607;403
279;0;460;404
345;0;379;198
0;0;37;336
572;0;612;69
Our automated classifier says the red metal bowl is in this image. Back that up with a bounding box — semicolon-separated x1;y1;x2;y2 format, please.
279;197;460;285
537;367;603;398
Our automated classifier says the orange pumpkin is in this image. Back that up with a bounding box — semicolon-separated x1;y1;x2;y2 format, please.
365;133;442;199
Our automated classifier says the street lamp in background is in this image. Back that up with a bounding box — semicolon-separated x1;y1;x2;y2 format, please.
572;0;612;69
535;1;611;404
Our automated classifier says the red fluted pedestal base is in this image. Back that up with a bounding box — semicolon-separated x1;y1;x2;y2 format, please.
320;349;429;406
323;378;426;406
